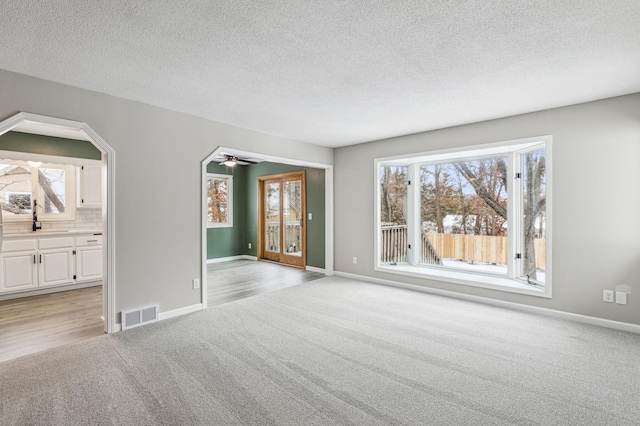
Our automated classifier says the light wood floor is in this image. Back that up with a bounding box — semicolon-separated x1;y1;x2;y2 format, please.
0;261;320;363
208;259;324;306
0;286;104;363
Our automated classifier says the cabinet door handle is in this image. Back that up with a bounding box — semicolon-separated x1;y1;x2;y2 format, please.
87;239;98;243
39;254;42;264
33;255;36;264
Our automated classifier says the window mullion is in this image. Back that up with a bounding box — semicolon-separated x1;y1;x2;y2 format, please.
405;164;416;265
509;151;522;279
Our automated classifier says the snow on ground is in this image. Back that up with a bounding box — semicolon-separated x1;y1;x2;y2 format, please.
440;259;545;283
441;259;507;274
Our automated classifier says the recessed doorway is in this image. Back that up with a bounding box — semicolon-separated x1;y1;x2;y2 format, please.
0;112;115;362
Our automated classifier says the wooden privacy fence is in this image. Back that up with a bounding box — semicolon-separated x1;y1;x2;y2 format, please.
426;233;507;265
380;225;545;268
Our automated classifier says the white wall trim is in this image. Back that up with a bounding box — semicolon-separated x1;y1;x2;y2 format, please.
158;303;203;321
335;271;640;334
0;112;116;334
114;302;204;332
306;265;326;275
207;254;257;264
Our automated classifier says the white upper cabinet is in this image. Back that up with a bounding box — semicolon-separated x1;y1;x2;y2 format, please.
77;163;102;208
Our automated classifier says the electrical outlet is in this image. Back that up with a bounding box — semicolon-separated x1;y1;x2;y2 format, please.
616;291;627;305
352;256;358;265
603;290;614;303
248;242;252;249
192;278;200;289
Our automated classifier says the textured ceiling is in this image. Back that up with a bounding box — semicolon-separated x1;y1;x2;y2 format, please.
1;1;639;147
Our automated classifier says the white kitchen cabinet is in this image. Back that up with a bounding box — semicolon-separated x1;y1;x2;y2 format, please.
37;237;75;287
75;235;103;282
1;250;38;292
77;163;102;208
38;248;75;287
0;237;76;294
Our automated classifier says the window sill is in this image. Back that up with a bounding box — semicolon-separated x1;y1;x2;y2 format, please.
375;264;550;298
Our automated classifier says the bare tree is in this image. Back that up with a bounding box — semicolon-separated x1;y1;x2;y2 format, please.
523;151;546;278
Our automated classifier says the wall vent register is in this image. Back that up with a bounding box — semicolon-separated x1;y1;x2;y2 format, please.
121;305;159;330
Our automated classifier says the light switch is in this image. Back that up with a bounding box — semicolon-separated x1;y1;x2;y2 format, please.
308;213;312;220
616;291;627;305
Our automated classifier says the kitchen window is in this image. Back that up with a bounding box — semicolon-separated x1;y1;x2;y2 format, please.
206;173;233;228
375;136;551;297
0;161;75;221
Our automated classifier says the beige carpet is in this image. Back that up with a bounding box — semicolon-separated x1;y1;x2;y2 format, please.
1;276;639;425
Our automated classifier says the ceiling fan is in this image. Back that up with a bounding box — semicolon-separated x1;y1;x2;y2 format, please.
215;153;259;167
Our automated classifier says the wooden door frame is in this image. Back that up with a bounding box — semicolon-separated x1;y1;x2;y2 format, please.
257;171;306;268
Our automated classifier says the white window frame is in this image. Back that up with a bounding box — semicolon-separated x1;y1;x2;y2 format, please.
0;159;76;222
374;136;552;298
206;173;233;228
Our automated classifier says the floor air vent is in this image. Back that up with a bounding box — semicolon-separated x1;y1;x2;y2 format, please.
121;305;159;330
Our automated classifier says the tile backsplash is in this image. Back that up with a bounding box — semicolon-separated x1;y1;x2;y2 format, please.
3;208;102;233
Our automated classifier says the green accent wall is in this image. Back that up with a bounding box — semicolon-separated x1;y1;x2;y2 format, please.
0;131;102;160
206;163;247;259
206;161;326;269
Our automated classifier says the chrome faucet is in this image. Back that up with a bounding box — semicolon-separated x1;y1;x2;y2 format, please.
32;199;42;232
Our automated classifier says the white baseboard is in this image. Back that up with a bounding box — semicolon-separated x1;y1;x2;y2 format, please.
207;254;257;264
306;265;326;274
335;271;640;334
114;303;203;333
158;303;203;321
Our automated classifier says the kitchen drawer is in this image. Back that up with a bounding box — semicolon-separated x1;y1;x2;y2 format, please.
38;237;75;250
76;235;103;246
2;239;37;253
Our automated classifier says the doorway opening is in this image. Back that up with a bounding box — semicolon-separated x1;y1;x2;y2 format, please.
258;171;306;268
0;113;115;354
201;147;333;309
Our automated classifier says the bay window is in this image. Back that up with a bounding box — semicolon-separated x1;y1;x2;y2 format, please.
376;136;551;297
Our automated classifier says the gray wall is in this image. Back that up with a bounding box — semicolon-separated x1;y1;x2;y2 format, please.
2;67;639;328
334;93;640;326
0;69;333;316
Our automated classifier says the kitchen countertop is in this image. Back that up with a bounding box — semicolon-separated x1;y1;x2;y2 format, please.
3;229;102;238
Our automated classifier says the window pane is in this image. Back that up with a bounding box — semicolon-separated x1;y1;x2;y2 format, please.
207;178;229;224
38;168;66;214
283;180;302;256
265;182;280;252
379;166;408;263
0;163;33;217
420;157;508;275
522;148;546;283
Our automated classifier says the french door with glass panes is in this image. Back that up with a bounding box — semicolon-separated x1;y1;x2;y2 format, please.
258;171;306;268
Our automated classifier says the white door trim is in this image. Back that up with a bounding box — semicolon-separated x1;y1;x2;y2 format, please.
0;112;116;333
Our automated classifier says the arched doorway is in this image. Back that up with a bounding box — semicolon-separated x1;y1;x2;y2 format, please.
0;112;115;334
